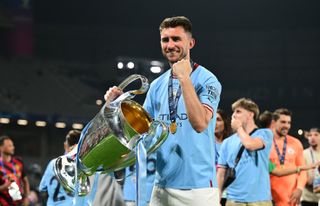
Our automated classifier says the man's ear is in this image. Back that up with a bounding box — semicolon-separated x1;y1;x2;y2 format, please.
189;38;195;49
249;111;255;120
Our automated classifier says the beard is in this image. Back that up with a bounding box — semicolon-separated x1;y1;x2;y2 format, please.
3;151;14;156
276;128;289;137
162;48;187;64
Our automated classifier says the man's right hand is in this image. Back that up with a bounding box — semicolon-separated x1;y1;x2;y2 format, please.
0;179;12;191
104;86;123;105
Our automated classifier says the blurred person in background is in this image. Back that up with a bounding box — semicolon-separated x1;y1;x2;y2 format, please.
301;128;320;206
27;164;42;206
258;111;319;178
39;130;81;206
269;108;307;206
258;110;274;129
214;109;232;206
215;109;232;164
0;135;30;206
217;98;273;206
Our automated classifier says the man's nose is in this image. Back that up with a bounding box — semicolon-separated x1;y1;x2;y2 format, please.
167;39;175;48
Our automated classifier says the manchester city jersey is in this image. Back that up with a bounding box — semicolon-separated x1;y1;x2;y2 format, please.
143;64;221;189
39;159;74;206
218;128;273;202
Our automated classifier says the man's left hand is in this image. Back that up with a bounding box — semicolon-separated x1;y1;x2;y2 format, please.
172;59;192;80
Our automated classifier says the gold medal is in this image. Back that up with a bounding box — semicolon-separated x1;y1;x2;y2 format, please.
170;122;177;134
280;164;284;169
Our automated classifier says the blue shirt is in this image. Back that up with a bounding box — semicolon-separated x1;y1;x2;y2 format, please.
143;65;222;189
39;159;74;206
218;128;273;202
123;154;156;202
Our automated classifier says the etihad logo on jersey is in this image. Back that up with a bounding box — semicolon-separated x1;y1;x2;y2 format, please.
158;113;188;121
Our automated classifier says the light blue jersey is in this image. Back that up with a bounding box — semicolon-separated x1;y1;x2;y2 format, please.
143;65;221;189
123;154;156;202
39;159;73;206
215;141;222;165
218;129;273;202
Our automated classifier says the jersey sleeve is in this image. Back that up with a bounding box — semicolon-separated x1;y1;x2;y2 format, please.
38;160;54;192
255;129;273;150
217;140;229;168
198;76;222;116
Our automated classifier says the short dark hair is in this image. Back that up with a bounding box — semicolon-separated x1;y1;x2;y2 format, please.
310;127;320;133
159;16;192;35
65;130;81;146
273;108;292;121
0;135;12;146
258;110;273;128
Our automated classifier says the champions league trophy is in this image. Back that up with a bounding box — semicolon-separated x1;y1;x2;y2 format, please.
53;74;168;196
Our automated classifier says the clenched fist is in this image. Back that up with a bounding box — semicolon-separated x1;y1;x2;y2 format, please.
172;59;192;80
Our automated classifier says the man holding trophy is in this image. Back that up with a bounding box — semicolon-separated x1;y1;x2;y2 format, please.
105;16;221;206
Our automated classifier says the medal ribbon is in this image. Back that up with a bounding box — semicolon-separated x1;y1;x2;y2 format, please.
168;60;197;130
273;136;287;165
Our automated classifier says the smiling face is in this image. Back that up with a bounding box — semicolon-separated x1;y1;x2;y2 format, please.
160;26;195;64
274;114;291;137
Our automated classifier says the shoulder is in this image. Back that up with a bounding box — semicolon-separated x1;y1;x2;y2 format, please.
222;133;237;146
256;128;273;138
303;148;311;155
194;65;220;83
287;135;303;147
12;156;24;165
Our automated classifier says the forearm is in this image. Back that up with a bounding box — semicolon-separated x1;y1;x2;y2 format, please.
297;171;307;189
0;184;8;191
180;77;210;132
271;167;300;177
217;168;226;202
23;177;30;197
237;127;264;151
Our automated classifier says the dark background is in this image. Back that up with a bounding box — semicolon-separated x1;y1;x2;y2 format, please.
0;0;319;168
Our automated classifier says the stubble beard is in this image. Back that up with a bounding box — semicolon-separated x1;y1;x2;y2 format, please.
276;128;288;138
163;49;187;65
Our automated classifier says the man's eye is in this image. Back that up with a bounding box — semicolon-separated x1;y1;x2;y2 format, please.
172;37;180;41
161;38;169;42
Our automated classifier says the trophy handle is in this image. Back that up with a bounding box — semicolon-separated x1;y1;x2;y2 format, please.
118;74;149;95
143;120;169;154
108;74;149;109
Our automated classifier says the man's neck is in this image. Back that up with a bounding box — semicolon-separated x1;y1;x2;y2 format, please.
273;130;286;140
1;153;12;162
311;145;320;151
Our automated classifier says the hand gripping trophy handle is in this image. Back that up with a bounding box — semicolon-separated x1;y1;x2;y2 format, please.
53;74;169;197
